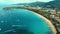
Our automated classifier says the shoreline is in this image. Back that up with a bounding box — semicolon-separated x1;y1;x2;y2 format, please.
3;7;57;34
31;11;57;34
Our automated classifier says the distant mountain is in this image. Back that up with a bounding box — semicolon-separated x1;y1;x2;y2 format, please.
14;0;60;10
16;1;46;7
27;1;46;6
44;0;60;10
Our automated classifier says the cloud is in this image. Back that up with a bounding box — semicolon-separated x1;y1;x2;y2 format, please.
0;0;53;4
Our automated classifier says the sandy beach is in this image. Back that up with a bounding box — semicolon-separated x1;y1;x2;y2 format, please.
31;11;57;34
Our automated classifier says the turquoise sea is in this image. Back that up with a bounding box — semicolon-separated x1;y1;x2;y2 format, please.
0;5;52;34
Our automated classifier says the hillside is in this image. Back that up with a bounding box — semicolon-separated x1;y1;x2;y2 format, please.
16;1;46;7
44;0;60;10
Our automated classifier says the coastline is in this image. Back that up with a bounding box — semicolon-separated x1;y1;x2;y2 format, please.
31;11;57;34
3;7;57;34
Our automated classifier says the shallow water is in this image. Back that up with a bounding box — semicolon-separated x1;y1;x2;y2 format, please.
0;6;52;34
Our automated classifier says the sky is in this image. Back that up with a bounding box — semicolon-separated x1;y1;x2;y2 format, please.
0;0;53;4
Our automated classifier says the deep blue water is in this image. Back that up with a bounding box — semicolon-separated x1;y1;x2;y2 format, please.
0;5;52;34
